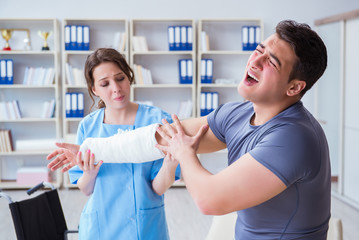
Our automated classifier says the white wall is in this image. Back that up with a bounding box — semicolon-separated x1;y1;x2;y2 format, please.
1;0;359;110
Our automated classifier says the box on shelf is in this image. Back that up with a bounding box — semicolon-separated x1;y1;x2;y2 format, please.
16;167;51;185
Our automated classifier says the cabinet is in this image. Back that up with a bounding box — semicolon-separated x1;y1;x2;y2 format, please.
130;19;196;119
315;9;359;209
197;19;263;117
0;18;61;189
61;19;129;188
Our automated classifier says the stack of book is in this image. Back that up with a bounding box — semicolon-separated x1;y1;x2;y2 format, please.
176;100;192;119
40;99;56;118
133;64;153;85
113;32;127;52
65;92;84;118
132;36;148;52
200;31;210;52
23;67;55;85
0;129;13;152
0;101;22;120
65;63;86;86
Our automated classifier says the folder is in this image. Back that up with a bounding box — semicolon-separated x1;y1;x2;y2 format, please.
180;26;187;51
187;26;193;50
77;25;83;50
70;25;77;50
212;92;219;111
174;26;181;51
249;26;255;50
255;26;261;48
201;59;206;84
71;92;78;117
83;25;90;50
168;26;175;51
200;92;206;117
77;92;84;117
64;25;71;50
206;92;212;115
242;26;249;51
205;59;213;84
0;60;6;84
179;59;187;84
6;59;13;84
65;92;71;117
186;59;193;84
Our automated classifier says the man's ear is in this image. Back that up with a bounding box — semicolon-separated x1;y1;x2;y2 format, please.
287;80;306;97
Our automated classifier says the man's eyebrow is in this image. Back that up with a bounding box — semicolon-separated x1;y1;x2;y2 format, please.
259;43;282;67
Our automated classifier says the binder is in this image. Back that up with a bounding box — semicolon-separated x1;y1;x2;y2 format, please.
205;59;213;84
186;59;193;84
65;92;71;117
0;59;6;84
255;26;261;47
70;25;77;50
249;26;255;50
168;26;175;51
200;92;206;116
71;92;78;117
76;25;83;50
6;59;13;84
174;26;181;51
242;26;249;51
212;92;219;111
77;92;84;117
64;25;71;50
180;26;187;51
83;25;90;50
178;59;187;84
187;26;193;50
206;92;212;115
200;59;206;84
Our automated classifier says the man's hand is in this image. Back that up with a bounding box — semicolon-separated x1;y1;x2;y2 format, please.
155;114;209;161
46;142;80;172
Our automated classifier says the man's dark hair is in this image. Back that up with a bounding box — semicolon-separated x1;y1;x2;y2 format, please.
276;20;327;96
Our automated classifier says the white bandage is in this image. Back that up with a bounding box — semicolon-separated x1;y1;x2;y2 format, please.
79;123;164;163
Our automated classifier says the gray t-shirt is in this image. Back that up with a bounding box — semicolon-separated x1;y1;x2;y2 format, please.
207;101;331;239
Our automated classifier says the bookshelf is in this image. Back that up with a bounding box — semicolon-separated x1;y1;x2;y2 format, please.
197;19;263;117
129;19;196;119
61;19;129;188
0;18;61;189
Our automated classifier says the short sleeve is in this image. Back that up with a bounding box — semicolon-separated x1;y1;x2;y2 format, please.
249;124;320;186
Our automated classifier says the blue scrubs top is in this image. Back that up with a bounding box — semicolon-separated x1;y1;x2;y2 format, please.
69;104;180;240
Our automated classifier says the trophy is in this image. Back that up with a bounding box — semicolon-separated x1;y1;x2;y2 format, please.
1;29;13;50
38;31;52;51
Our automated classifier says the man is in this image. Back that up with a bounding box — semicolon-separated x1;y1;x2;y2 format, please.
48;20;330;239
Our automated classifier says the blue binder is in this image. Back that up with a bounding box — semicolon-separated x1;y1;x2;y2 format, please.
186;26;193;50
64;25;71;50
65;92;71;117
168;26;175;51
174;26;181;51
83;25;90;50
0;59;6;84
76;25;83;50
186;59;193;84
242;26;249;51
6;59;13;84
70;92;78;117
77;92;84;117
200;92;206;116
178;59;187;84
180;26;187;51
255;26;261;48
248;26;256;50
70;25;77;50
200;59;206;84
205;59;213;84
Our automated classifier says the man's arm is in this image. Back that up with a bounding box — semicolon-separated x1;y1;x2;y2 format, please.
156;114;287;215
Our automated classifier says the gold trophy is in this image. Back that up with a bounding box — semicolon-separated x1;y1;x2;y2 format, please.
1;29;13;50
38;31;52;51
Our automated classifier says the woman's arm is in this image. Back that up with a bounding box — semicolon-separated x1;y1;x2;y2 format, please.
151;153;179;195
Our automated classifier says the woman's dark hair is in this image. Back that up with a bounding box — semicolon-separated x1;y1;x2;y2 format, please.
84;48;134;109
276;20;327;96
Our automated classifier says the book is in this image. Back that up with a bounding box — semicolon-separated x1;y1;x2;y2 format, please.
168;26;175;51
64;25;71;50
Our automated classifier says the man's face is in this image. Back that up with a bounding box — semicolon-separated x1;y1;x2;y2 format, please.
237;33;298;106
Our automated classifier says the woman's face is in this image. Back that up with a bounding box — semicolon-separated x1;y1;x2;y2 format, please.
91;61;131;110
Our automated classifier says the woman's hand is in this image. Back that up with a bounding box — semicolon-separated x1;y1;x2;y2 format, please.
77;150;103;178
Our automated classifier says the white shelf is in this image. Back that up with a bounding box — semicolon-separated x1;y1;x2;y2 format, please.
0;18;61;189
